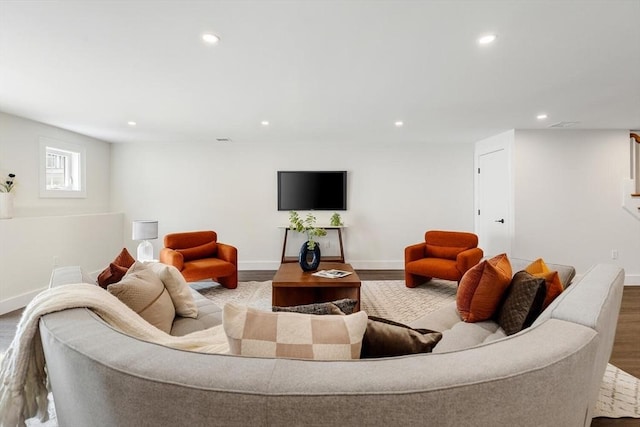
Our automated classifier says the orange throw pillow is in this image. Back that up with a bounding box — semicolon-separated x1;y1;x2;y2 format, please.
457;253;512;322
97;248;136;288
525;258;563;309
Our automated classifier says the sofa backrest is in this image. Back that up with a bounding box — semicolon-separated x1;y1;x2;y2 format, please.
532;263;624;423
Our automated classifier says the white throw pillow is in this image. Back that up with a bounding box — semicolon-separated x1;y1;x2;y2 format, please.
147;262;199;318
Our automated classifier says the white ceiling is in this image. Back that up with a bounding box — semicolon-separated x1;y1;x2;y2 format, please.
1;0;639;145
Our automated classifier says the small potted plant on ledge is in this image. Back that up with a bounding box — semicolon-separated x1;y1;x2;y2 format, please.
0;173;16;219
289;211;327;271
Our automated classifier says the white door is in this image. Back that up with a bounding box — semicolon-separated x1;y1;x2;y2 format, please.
477;149;511;257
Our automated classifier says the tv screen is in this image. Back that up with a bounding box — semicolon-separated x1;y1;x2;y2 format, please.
278;171;347;211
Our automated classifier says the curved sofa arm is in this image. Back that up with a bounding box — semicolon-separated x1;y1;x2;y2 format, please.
404;243;426;263
456;247;484;275
217;243;238;266
160;248;184;271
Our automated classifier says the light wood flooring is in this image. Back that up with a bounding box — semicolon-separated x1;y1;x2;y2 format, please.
0;271;638;426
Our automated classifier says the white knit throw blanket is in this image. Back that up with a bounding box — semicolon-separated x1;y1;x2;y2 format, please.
0;283;229;427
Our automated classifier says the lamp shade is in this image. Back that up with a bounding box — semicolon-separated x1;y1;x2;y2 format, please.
132;220;158;241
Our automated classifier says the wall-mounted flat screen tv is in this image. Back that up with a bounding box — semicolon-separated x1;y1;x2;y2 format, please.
277;171;347;211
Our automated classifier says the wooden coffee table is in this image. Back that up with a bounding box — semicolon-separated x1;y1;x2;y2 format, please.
272;262;361;312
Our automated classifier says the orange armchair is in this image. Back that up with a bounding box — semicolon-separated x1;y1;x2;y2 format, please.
160;230;238;289
404;230;483;288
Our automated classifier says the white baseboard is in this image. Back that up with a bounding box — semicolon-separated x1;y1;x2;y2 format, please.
0;287;46;316
624;274;640;285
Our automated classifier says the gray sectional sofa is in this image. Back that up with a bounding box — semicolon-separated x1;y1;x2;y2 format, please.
39;261;624;427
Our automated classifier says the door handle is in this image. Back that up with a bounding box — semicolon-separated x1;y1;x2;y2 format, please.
495;219;505;223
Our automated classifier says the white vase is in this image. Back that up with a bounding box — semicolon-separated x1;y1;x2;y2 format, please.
0;192;14;219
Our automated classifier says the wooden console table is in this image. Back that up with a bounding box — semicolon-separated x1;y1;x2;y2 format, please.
280;226;345;263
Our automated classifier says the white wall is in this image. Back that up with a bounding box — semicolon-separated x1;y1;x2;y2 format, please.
513;130;640;283
0;112;111;216
110;141;476;270
0;112;122;313
0;213;124;314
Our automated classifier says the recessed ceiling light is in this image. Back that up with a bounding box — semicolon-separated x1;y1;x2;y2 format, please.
127;121;137;126
537;114;548;120
478;34;497;45
202;33;220;44
394;121;404;127
261;120;270;126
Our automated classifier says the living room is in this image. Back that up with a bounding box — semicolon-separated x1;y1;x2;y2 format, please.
0;1;639;425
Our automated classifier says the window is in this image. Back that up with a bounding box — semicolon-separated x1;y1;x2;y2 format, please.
39;138;86;198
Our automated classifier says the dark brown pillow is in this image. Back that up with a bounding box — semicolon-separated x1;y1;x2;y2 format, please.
497;270;547;336
272;299;357;315
360;316;442;358
177;240;217;262
97;248;136;288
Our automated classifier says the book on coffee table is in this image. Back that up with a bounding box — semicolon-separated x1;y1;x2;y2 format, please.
312;269;353;279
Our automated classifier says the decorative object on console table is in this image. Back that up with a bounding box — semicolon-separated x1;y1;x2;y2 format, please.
132;220;158;261
289;211;327;271
330;212;343;227
298;241;321;271
0;173;16;219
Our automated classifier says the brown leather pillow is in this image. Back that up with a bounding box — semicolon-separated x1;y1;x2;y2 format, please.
177;240;217;262
97;248;136;288
360;316;442;358
497;271;547;336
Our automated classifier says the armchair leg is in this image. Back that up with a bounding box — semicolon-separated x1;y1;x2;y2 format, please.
405;273;430;288
218;272;238;289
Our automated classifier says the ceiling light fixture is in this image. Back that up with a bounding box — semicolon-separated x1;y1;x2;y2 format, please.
394;121;404;127
478;34;497;45
202;33;220;44
261;120;269;126
127;121;137;126
537;114;548;120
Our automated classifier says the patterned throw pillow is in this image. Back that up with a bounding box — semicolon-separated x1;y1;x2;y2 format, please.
456;253;512;322
223;303;368;360
272;299;358;315
361;316;442;358
108;262;176;333
97;248;136;288
525;258;564;308
497;271;547;335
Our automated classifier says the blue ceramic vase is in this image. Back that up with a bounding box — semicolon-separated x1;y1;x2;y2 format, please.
299;241;321;271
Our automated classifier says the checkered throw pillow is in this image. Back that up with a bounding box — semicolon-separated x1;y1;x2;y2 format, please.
223;303;368;360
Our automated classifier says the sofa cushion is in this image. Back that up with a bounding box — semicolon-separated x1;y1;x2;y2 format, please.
223;303;367;360
171;289;223;336
360;316;442;358
525;258;564;308
457;253;512;322
177;240;217;262
273;299;357;315
107;262;175;333
497;271;547;336
97;248;135;288
147;262;198;318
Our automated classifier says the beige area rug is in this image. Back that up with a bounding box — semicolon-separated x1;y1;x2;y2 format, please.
200;279;640;420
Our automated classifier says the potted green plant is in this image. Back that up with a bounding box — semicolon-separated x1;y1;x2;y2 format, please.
330;212;343;226
289;211;327;250
289;211;327;271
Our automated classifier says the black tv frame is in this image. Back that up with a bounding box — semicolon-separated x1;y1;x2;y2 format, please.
277;171;347;211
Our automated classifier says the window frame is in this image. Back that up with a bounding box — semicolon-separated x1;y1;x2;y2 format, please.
39;137;87;198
